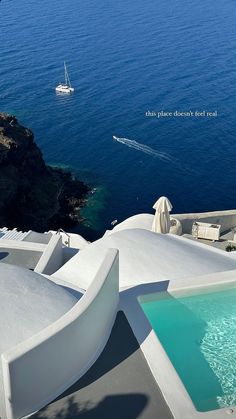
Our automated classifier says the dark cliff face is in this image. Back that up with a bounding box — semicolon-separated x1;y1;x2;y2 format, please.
0;113;90;232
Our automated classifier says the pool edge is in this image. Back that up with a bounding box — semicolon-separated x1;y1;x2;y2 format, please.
120;269;236;419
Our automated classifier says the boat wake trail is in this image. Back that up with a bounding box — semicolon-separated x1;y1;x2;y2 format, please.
113;136;195;174
113;136;172;162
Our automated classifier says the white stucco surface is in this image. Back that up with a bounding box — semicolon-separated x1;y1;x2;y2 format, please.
53;228;236;290
1;249;119;419
107;213;182;235
49;231;89;249
0;264;77;356
108;213;154;233
0;264;78;419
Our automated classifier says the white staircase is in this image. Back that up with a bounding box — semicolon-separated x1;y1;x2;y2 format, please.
0;227;31;241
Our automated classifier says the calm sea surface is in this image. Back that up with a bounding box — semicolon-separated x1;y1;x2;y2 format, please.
0;0;236;238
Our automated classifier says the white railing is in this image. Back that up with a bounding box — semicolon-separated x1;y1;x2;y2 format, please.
56;228;71;247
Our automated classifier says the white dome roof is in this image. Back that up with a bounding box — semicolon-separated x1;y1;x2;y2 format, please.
54;229;236;289
0;264;77;355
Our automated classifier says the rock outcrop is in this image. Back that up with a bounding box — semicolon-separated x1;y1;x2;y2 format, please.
0;113;90;232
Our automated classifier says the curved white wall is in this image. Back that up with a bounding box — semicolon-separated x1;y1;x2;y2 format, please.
55;228;236;290
1;248;119;419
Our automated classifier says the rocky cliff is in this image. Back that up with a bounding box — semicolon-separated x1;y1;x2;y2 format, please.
0;113;90;232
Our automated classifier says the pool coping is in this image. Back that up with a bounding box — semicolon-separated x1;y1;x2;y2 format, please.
120;269;236;419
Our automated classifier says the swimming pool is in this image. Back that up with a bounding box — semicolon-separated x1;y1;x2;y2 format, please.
139;286;236;412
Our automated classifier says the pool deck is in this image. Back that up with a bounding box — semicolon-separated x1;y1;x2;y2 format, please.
32;311;173;419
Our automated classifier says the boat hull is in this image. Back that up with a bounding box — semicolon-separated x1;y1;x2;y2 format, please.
55;84;74;94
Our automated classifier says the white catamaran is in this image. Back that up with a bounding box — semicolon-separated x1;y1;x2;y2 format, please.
55;62;74;93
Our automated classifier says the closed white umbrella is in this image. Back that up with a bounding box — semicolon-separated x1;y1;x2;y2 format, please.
151;196;172;233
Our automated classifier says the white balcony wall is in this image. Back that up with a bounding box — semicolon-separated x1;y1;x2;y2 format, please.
1;248;119;419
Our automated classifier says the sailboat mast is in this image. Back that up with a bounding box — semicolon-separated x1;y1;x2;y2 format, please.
64;61;67;85
64;61;71;87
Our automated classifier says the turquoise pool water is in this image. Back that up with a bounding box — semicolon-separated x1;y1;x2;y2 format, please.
139;286;236;412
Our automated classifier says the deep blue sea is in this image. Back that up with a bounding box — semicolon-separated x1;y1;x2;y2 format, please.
0;0;236;239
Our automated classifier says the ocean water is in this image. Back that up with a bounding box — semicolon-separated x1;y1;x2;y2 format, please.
140;287;236;411
0;0;236;238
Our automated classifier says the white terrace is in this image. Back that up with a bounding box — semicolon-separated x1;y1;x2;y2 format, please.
0;208;236;419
